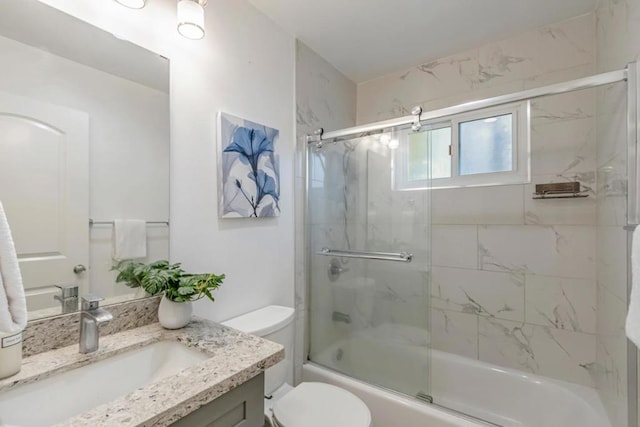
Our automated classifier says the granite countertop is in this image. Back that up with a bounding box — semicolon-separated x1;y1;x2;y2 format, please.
0;318;284;426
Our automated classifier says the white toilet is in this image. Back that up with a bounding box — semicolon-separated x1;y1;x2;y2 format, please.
222;305;372;427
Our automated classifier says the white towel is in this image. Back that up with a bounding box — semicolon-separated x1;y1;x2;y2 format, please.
111;219;147;261
627;226;640;348
0;201;27;334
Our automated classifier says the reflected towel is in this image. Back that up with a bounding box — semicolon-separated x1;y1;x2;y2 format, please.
0;201;27;334
627;226;640;348
112;219;147;261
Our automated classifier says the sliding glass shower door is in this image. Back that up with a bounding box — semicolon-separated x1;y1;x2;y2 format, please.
307;127;432;400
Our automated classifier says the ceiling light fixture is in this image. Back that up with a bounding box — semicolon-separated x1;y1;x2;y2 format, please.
177;0;207;40
114;0;147;9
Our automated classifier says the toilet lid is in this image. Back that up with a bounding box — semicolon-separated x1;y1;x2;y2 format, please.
272;382;371;427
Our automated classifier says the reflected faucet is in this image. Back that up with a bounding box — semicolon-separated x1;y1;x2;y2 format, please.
79;296;113;354
54;285;79;314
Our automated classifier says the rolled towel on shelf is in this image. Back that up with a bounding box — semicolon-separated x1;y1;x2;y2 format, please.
0;201;27;334
112;219;147;261
626;226;640;348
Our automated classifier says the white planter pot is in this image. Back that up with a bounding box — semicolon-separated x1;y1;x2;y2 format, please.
158;295;193;329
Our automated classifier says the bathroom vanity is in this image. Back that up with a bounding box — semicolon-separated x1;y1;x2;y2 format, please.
0;315;283;426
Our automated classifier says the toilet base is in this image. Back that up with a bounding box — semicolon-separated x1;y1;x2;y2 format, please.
264;383;294;426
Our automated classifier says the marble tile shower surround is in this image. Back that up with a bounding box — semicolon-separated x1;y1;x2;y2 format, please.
23;296;160;357
356;14;596;125
353;12;601;389
594;0;639;425
294;40;357;382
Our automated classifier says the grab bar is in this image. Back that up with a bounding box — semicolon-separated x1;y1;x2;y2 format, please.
317;248;413;263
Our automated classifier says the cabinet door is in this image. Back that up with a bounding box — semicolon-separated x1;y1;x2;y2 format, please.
170;373;265;427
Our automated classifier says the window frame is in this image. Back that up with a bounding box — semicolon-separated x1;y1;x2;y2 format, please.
394;101;530;190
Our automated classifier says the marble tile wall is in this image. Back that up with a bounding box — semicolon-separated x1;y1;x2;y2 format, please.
357;13;601;389
294;41;357;382
595;0;639;425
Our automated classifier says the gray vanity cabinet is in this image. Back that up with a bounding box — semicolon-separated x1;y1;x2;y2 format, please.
170;373;265;427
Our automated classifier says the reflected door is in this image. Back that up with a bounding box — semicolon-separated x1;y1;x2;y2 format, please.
0;92;89;311
307;128;432;400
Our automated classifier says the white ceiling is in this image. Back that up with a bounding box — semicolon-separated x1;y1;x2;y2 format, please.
249;0;597;83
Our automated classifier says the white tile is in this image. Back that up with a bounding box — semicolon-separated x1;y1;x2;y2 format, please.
525;275;596;333
530;14;595;75
530;117;596;176
357;50;479;124
596;164;627;228
296;40;356;133
478;317;596;387
478;225;595;279
369;264;427;304
420;81;524;113
366;148;393;225
530;88;595;124
596;281;627;338
311;222;353;252
432;225;478;269
596;226;627;302
431;185;524;225
595;334;628;427
595;86;627;228
390;190;429;226
476;30;538;87
390;222;430;272
431;267;524;322
596;0;629;73
431;309;478;359
523;63;595;90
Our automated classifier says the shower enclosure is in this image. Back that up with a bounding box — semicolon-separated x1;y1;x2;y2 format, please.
303;62;640;426
306;128;432;400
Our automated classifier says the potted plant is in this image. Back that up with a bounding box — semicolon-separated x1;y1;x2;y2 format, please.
113;260;225;329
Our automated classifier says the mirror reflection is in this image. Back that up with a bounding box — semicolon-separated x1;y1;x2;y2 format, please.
0;0;170;321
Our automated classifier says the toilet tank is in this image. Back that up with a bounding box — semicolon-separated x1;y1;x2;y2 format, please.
221;305;295;395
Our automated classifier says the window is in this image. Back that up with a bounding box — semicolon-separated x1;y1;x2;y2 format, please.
395;102;530;190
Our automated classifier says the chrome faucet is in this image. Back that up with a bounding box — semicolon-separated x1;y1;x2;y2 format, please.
79;296;113;354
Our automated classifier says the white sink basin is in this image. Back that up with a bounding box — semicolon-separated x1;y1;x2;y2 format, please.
0;341;208;427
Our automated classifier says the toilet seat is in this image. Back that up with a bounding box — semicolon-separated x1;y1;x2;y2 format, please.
272;382;371;427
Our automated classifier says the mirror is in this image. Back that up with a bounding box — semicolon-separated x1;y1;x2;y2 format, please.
0;0;170;321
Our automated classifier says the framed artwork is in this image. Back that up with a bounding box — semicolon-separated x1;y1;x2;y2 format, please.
218;112;280;218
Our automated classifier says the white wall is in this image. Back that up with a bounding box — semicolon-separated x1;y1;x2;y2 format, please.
0;33;170;304
37;0;296;321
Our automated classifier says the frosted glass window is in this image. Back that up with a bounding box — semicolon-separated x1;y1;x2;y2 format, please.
459;113;513;175
394;102;528;190
429;127;452;179
408;127;451;181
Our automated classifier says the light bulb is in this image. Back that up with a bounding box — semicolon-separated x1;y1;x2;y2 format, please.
178;0;205;40
114;0;147;9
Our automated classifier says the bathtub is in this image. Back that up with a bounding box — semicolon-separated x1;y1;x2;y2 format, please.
306;326;611;427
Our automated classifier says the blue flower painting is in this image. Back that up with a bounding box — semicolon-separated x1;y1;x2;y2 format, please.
218;113;280;218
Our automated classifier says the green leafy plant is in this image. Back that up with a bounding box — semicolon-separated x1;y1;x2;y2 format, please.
112;260;225;303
